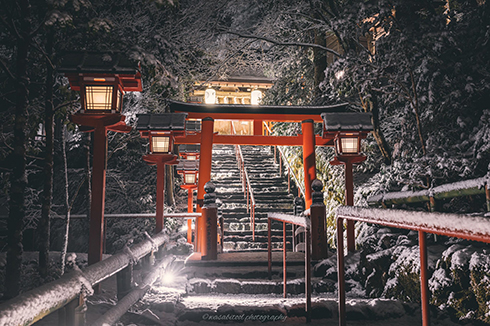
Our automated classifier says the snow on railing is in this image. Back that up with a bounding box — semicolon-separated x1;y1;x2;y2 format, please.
263;121;306;199
232;122;256;241
45;212;202;219
337;206;490;241
367;176;489;208
335;206;490;326
0;231;168;326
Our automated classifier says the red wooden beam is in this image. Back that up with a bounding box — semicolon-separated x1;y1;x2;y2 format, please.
175;133;335;146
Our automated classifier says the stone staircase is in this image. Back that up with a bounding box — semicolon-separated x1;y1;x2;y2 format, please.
211;145;294;251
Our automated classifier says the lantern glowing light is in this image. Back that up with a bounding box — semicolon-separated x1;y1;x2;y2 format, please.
251;90;262;105
334;134;361;156
204;88;216;104
151;136;171;154
184;173;197;185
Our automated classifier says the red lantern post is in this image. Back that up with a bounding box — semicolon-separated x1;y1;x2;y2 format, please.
322;113;373;253
137;113;188;233
60;52;142;266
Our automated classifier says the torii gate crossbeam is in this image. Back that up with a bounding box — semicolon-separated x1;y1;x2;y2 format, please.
170;100;349;260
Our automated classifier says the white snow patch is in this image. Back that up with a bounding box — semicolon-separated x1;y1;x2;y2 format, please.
429;268;452;292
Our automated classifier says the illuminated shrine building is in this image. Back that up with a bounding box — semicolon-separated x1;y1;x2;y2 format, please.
189;75;274;135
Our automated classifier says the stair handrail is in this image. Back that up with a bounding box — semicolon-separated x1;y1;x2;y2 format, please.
263;122;305;199
231;122;256;241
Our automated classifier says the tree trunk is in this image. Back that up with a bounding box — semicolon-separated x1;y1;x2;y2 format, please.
38;29;54;279
165;165;175;206
60;124;71;275
313;28;327;97
365;90;392;165
85;132;92;240
6;0;31;299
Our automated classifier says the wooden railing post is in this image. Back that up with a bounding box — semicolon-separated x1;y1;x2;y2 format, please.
292;196;305;252
283;221;287;298
64;293;87;326
305;224;312;323
268;217;272;280
117;264;133;300
485;183;490;212
310;179;328;260
337;217;346;326
201;181;218;260
419;231;430;326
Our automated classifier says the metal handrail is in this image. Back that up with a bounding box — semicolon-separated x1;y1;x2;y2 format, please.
231;122;256;241
335;206;490;326
367;175;490;211
267;212;312;323
262;122;305;198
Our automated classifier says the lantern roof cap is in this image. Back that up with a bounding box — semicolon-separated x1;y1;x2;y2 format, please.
136;113;188;131
321;112;373;132
179;144;200;153
58;51;140;75
176;160;199;171
185;120;201;132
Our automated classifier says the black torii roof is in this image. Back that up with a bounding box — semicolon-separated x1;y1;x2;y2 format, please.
321;112;373;132
168;100;350;116
136;113;188;131
176;160;199;172
178;144;201;153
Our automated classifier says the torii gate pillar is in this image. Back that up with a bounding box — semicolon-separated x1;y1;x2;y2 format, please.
196;117;214;253
302;120;316;208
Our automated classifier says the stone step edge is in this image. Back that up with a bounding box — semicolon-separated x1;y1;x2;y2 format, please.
176;297;416;322
186;277;332;295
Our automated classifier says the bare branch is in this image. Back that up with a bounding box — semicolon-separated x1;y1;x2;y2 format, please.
55;100;79;112
0;56;17;82
32;39;55;70
223;30;343;58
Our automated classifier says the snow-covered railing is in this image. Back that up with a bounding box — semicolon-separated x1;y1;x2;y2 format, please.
367;176;490;211
232;122;256;241
335;206;490;326
0;231;168;326
267;212;312;322
263;121;305;199
44;212;202;219
92;255;174;326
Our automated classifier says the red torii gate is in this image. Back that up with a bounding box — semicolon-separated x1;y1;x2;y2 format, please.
168;100;369;260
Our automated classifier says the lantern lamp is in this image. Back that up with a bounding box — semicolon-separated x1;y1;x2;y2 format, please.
178;144;201;161
321;112;373;159
334;133;362;156
136;113;188;156
82;80;123;113
176;160;199;186
251;89;262;105
184;172;197;185
151;134;172;154
59;51;142;114
204;88;216;104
